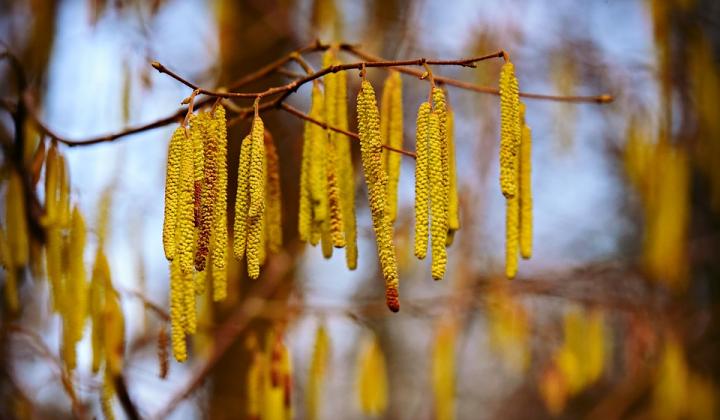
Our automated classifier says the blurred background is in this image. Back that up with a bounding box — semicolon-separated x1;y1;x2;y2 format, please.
1;0;719;418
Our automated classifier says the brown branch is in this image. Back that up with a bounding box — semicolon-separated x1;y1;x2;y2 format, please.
340;44;615;104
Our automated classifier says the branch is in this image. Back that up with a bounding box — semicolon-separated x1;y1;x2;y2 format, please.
340;44;615;104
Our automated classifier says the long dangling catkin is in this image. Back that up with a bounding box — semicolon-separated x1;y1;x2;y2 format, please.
246;116;266;279
264;130;283;254
322;52;345;249
519;123;533;259
414;101;432;259
307;85;328;227
357;80;400;312
499;61;521;199
189;113;207;228
299;120;313;243
163;127;184;261
432;319;457;420
90;249;111;373
194;112;216;271
307;325;330;420
446;108;460;246
383;72;403;223
430;88;449;280
7;172;29;268
64;207;88;370
169;259;187;362
182;266;196;334
44;142;59;225
103;289;125;376
234;134;253;260
211;105;228;301
335;68;358;270
57;155;71;227
176;130;196;274
505;164;520;279
356;334;389;415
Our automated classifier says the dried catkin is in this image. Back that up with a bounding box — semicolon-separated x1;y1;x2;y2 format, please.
157;327;169;379
211;105;228;301
163;127;184;261
176;130;196;274
519;124;533;259
383;71;403;223
335;68;358;270
499;61;521;198
194;112;216;271
7;172;29;267
234;134;253;260
169;259;187;362
357;80;400;312
446;108;460;246
413;101;432;259
264;131;283;254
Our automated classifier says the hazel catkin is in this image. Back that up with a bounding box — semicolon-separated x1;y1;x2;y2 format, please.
382;71;403;223
163;127;184;261
211;105;229;301
413;101;432;259
176;129;196;274
335;68;358;270
499;61;521;199
234;134;253;261
519;124;533;260
446;108;460;246
357;80;400;312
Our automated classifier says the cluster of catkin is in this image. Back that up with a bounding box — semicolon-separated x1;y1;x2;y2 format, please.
234;113;284;279
163;105;229;362
413;87;460;281
299;50;358;269
246;330;293;420
499;61;533;279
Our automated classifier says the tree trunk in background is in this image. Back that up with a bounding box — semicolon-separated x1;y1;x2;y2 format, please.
209;1;300;418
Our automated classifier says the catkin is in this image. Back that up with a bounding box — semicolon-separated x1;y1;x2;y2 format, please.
104;289;125;375
57;155;71;227
211;105;228;301
428;116;447;281
234;134;253;260
308;85;328;225
169;259;187;362
44;142;59;225
299;119;313;242
499;61;521;198
383;72;403;223
335;68;358;270
101;370;115;420
307;325;330;420
194;112;215;271
246;116;267;279
322;53;345;249
432;320;457;420
176;129;196;274
446;108;460;246
413;102;432;259
264;130;283;254
7;172;29;267
505;173;520;279
90;249;111;373
357;80;400;312
182;266;196;334
0;225;19;313
64;207;88;369
519;124;533;259
163;128;184;261
356;334;389;415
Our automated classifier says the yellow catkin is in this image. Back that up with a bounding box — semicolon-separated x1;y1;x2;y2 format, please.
383;71;403;223
63;207;88;370
176;129;196;274
182;265;196;334
298;119;313;243
44;142;59;225
211;105;228;301
356;334;389;415
322;51;345;250
163;128;184;261
264;130;283;254
104;289;125;376
335;68;358;270
158;327;169;379
428;115;447;281
446;108;460;246
57;155;71;227
307;325;330;420
246;116;267;279
505;172;520;280
414;102;432;259
433;319;457;420
499;61;521;198
430;88;449;280
89;249;110;373
519;123;533;259
169;258;187;362
357;80;400;312
234;134;253;260
320;222;334;258
7;171;29;267
308;85;328;225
